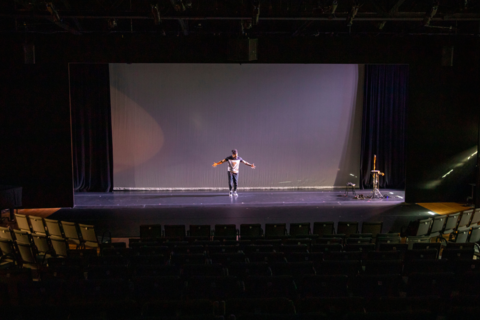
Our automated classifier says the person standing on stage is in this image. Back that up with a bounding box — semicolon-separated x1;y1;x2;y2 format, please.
212;149;255;196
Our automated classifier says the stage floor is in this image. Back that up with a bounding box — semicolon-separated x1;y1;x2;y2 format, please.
45;189;436;238
73;189;406;208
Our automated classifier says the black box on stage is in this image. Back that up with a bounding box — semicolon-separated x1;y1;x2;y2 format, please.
228;38;258;61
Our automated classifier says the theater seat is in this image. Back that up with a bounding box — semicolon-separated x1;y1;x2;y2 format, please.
299;275;349;297
244;275;297;299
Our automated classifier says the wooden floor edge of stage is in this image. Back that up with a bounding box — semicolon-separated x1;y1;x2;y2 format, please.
15;208;61;218
417;202;473;215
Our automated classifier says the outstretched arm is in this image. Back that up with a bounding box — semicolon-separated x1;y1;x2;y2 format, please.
241;160;256;169
212;159;226;167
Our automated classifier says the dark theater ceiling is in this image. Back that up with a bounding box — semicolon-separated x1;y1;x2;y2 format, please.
1;0;480;36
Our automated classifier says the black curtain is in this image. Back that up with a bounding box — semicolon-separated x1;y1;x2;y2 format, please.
70;64;113;192
360;65;408;189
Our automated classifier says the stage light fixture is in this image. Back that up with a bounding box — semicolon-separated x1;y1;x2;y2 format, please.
108;19;117;29
330;0;338;19
347;2;360;27
241;19;253;35
170;0;186;12
46;2;61;23
252;0;260;26
151;4;162;25
424;1;439;27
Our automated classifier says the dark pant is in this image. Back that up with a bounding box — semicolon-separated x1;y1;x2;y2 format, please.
228;172;238;191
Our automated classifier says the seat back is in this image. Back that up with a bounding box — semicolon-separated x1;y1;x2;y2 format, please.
187;275;243;299
0;227;14;241
444;213;461;233
313;222;335;236
344;244;375;253
244;275;297;299
133;276;186;300
44;219;63;237
289;223;311;236
366;251;403;261
346;238;372;244
32;234;51;254
16;242;38;265
376;235;402;247
411;242;441;251
361;222;383;236
49;235;70;257
458;209;474;229
14;214;31;232
164;225;186;240
29;216;47;235
441;249;474;261
78;224;99;247
325;251;362;261
407;272;455;298
214;224;237;239
469;225;480;243
13;230;31;244
404;260;452;275
226;297;296;317
311;244;343;253
378;243;408;252
405;249;439;261
414;218;433;236
240;224;263;239
429;216;446;235
143;300;216;318
172;245;205;254
265;223;287;238
406;236;430;250
280;244;309;254
247;252;286;263
300;275;349;297
453;230;469;243
170;253;207;266
61;221;81;242
139;224;162;239
443;242;475;250
0;238;16;256
337;221;359;236
469;208;480;226
352;274;402;297
189;225;211;239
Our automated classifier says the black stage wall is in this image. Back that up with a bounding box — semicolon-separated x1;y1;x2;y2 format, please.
0;35;478;206
0;64;73;208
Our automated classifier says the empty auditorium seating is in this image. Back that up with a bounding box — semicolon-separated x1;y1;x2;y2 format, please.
1;215;479;320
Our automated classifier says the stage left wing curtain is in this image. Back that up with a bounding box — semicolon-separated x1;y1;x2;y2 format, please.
70;63;113;192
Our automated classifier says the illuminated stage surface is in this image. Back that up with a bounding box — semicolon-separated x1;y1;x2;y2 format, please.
49;189;434;237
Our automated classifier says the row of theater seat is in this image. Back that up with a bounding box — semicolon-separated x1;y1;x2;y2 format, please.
405;208;480;241
1;295;478;320
138;209;480;244
43;258;480;280
2;267;480;301
2;232;477;273
0;214;104;269
139;221;386;240
10;213;102;247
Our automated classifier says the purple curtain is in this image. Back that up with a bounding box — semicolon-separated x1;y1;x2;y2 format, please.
360;65;408;189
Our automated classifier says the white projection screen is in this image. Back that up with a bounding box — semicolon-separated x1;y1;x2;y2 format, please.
110;64;364;190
